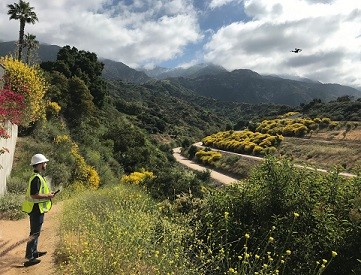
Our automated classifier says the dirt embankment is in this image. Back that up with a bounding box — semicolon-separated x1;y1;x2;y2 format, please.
0;202;62;275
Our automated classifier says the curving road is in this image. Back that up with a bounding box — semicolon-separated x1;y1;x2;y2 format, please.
173;144;357;181
172;147;239;185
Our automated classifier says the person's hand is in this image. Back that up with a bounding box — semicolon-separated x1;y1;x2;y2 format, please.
47;192;55;199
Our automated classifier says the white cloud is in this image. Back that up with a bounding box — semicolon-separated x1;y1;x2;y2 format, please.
1;0;361;89
0;0;201;67
178;59;200;68
205;0;361;88
209;0;239;9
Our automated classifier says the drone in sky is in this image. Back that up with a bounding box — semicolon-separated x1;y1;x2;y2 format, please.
290;48;302;53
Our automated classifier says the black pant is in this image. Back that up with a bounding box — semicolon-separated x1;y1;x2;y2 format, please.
25;211;44;260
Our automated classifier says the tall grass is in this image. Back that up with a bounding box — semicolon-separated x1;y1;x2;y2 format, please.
54;154;361;274
56;184;198;274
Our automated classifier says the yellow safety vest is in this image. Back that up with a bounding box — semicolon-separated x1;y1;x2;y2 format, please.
22;173;52;214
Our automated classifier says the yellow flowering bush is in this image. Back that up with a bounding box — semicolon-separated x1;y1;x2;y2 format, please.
121;170;155;185
202;130;283;156
54;134;71;144
71;144;100;189
254;116;336;137
54;134;100;189
0;56;48;125
47;101;61;116
195;149;222;164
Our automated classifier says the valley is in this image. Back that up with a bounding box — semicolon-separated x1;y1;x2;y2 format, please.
1;42;361;274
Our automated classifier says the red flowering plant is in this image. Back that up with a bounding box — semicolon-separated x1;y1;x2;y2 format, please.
0;85;26;124
0;85;26;141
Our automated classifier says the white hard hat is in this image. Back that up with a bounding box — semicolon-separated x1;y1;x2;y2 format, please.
30;154;49;166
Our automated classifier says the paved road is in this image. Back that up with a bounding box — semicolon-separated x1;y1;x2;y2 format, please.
175;143;357;179
172;147;239;185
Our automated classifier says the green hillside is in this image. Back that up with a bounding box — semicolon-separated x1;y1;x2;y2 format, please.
169;69;361;106
1;45;360;274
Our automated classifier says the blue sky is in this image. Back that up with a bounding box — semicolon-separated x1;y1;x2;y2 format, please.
1;0;361;89
161;1;250;67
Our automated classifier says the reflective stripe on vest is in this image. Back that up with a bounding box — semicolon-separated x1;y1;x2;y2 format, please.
22;173;52;214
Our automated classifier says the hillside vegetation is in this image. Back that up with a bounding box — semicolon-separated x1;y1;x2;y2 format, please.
191;113;361;176
1;44;360;274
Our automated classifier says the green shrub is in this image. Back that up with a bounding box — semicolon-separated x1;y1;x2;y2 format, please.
328;122;338;130
6;175;27;194
187;145;198;159
143;166;204;201
0;193;26;220
188;157;361;274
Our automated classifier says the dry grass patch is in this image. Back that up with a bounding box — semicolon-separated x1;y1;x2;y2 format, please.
278;137;361;172
311;123;361;141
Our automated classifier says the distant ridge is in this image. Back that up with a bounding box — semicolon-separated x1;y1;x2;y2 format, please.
170;69;361;106
1;41;360;106
101;58;151;84
0;41;60;62
141;63;228;79
0;41;149;84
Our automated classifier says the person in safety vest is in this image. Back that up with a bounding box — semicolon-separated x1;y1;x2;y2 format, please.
22;153;55;267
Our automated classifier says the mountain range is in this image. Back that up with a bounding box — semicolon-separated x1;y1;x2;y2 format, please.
1;41;360;106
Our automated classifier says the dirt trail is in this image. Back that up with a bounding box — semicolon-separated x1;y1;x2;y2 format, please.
0;202;63;275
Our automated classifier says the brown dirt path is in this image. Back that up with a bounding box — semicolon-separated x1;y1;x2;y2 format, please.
0;202;63;275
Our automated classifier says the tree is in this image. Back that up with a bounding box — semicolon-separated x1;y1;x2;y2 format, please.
336;95;352;102
23;33;39;65
65;77;96;126
41;46;107;107
7;0;38;61
45;71;69;108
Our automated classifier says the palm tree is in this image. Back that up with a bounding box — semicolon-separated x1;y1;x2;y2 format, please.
24;33;39;64
7;0;38;61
